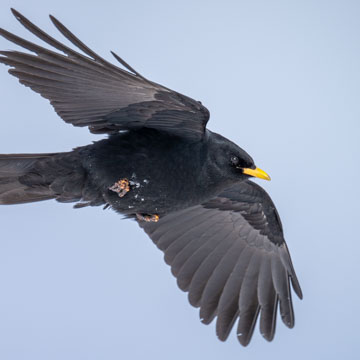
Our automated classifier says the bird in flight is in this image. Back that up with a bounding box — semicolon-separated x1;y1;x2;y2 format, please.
0;9;302;346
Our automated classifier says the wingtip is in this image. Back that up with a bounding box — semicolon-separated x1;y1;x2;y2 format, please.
10;8;22;20
291;276;303;300
237;333;251;347
49;14;59;26
215;333;228;343
0;27;15;41
261;331;275;342
282;316;295;329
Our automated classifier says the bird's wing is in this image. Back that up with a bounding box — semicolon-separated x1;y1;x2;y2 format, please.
0;9;210;140
138;180;302;346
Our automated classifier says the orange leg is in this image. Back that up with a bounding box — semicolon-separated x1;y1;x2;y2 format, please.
109;178;130;198
136;213;160;222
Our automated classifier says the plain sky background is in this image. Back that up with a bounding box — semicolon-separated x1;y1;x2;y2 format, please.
0;0;359;359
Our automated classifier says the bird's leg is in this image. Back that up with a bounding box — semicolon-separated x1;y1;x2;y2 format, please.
136;213;160;223
109;178;130;197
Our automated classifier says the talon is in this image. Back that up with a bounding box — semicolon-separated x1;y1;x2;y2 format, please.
109;178;130;198
150;214;160;222
136;213;160;222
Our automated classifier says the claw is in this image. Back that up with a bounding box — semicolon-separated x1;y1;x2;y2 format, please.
136;213;160;222
109;178;130;197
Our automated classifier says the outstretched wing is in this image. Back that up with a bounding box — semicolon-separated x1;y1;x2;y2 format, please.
0;9;210;140
138;180;302;346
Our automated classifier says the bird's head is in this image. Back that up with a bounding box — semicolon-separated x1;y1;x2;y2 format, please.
207;131;271;182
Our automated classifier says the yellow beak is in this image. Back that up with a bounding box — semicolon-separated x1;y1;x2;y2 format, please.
242;167;271;181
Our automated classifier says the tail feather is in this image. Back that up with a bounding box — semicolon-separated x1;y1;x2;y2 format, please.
0;153;58;204
0;151;104;207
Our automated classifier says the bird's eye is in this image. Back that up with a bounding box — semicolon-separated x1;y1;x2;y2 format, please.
230;156;239;166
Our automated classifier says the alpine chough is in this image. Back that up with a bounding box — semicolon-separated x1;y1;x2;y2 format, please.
0;9;302;346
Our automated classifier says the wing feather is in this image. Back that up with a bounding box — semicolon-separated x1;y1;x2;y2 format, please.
139;178;302;346
0;9;210;139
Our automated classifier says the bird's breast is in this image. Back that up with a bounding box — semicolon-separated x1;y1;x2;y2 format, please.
83;131;212;216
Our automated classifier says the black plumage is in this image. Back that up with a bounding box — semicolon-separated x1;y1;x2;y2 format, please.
0;9;302;346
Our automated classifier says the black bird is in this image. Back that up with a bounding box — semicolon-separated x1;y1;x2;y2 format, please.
0;9;302;346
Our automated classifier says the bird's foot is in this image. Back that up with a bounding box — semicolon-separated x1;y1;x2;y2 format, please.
109;178;130;197
136;213;160;222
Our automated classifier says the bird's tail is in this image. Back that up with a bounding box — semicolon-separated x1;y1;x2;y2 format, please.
0;151;90;205
0;153;59;204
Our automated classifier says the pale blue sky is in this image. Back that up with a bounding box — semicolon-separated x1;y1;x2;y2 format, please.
0;1;359;359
